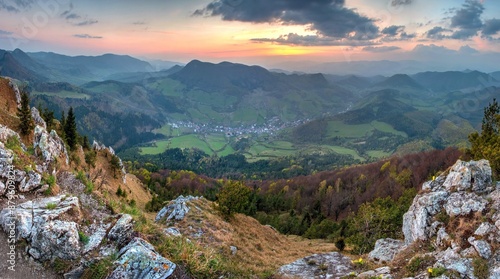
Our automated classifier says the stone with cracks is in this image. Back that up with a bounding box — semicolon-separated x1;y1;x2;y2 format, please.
468;236;492;259
442;159;491;193
33;125;69;164
368;238;405;263
444;192;487;217
108;237;176;279
156;195;199;222
31;107;46;129
108;214;134;247
277;252;353;278
18;170;42;192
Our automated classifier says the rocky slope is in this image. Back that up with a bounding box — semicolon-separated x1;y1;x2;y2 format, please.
278;159;500;278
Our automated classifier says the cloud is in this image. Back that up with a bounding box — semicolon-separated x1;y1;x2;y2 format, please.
381;25;415;41
73;34;102;39
362;46;401;52
391;0;412;6
382;25;404;36
0;29;13;36
64;13;81;20
449;0;484;39
196;0;380;46
459;45;478;54
0;0;35;13
251;33;378;46
132;21;147;25
74;19;98;26
482;18;500;36
426;26;449;39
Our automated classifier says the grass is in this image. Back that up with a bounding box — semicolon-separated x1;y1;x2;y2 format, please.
46;202;57;210
366;150;392;159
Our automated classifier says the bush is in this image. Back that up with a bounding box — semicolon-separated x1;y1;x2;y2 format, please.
472;257;489;279
335;238;346;251
216;180;252;219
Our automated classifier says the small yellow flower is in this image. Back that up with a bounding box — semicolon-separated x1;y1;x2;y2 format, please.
432;176;435;180
428;267;433;273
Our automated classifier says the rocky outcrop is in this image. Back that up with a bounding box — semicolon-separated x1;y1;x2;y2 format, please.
0;195;81;260
277;252;353;279
395;160;500;278
156;195;200;222
108;214;135;247
0;124;21;142
108;237;176;279
368;238;405;264
6;78;21;107
33;125;69;164
92;140;127;183
31;107;46;129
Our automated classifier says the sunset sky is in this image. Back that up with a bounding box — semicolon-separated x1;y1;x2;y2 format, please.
0;0;499;69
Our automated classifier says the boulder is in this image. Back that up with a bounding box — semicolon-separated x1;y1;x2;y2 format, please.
468;237;492;259
277;252;353;278
108;214;134;247
83;224;110;254
108;237;176;279
7;78;21;107
164;227;182;237
434;248;474;278
18;170;42;192
474;222;494;237
0;124;21;142
156;195;199;222
0;195;82;261
368;238;405;263
358;267;392;279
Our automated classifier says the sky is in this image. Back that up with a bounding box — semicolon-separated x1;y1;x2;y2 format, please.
0;0;499;70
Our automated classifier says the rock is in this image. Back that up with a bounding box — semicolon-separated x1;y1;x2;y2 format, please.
92;140;106;151
277;252;353;278
0;124;21;142
63;266;85;279
18;170;42;192
155;195;199;222
164;227;182;237
29;220;80;261
230;246;238;255
358;267;393;279
475;222;494;236
435;248;474;278
402;191;449;244
33;125;69;164
435;227;451;248
442;159;491;193
83;224;110;254
468;237;492;259
108;237;176;279
0;195;82;261
368;238;405;263
7;78;21;107
31;107;46;129
444;192;487;217
460;247;478;258
108;214;134;247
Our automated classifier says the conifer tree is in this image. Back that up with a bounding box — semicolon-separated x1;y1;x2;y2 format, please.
17;91;34;135
64;107;78;150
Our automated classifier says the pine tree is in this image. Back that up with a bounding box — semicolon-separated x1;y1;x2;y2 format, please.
64;107;78;150
17;91;34;135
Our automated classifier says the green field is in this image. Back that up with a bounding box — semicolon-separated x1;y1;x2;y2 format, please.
366;150;392;159
140;133;235;157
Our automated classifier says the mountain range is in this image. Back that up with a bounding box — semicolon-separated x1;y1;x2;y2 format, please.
1;48;499;161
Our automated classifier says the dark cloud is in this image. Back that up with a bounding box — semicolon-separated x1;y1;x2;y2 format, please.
65;13;81;20
391;0;412;6
196;0;380;46
74;19;98;26
0;29;13;36
0;0;35;13
482;18;500;36
426;26;450;40
382;25;404;36
449;0;484;39
73;34;102;39
251;33;378;47
362;46;401;52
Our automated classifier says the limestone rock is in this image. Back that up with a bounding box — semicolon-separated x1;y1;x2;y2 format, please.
108;214;134;247
468;237;492;259
436;227;451;248
475;222;494;237
444;192;487;217
164;227;182;237
358;267;392;279
277;252;353;278
83;224;110;254
434;248;474;278
230;246;238;255
18;170;42;192
0;142;14;164
7;78;21;107
33;125;69;164
0;195;82;261
442;159;491;193
31;107;46;129
402;191;449;244
368;238;405;263
156;195;199;222
0;124;21;142
108;237;176;279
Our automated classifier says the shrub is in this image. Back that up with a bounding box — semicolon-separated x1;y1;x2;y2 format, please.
472;257;489;279
79;231;90;245
46;202;57;210
335;238;346;251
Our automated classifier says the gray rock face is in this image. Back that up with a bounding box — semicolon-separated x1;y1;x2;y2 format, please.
368;238;405;263
156;195;199;222
83;224;110;254
7;78;21;107
0;195;81;261
108;237;176;279
0;124;21;142
402;191;449;244
108;214;134;247
18;170;42;192
442;159;491;193
444;192;487;217
358;267;392;279
31;107;46;129
277;252;353;278
468;237;492;259
33;125;69;164
435;248;474;278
